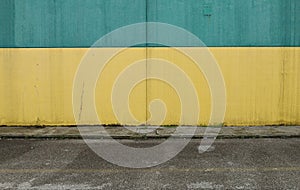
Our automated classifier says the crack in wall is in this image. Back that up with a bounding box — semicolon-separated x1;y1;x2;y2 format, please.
78;82;85;121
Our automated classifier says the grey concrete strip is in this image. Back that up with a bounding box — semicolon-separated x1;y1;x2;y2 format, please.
0;126;299;138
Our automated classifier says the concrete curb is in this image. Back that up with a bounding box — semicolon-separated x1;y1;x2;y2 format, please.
0;126;300;139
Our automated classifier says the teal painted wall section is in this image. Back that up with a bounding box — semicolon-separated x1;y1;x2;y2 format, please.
0;0;15;47
148;0;299;47
0;0;299;47
4;0;146;47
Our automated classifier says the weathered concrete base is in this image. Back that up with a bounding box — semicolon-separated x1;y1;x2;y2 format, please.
0;126;299;139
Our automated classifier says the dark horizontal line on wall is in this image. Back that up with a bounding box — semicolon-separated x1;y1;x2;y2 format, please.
0;45;299;48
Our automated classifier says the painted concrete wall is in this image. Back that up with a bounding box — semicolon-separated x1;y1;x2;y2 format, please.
0;0;299;47
0;0;299;126
0;48;299;126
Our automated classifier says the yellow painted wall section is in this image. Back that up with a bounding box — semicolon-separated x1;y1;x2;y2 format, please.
0;48;299;126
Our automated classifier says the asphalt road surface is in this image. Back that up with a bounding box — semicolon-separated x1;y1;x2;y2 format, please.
0;138;299;189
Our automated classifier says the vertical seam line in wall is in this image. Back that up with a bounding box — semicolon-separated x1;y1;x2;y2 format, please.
145;0;148;125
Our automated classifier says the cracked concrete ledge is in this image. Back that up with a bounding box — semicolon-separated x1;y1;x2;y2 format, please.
0;126;299;139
